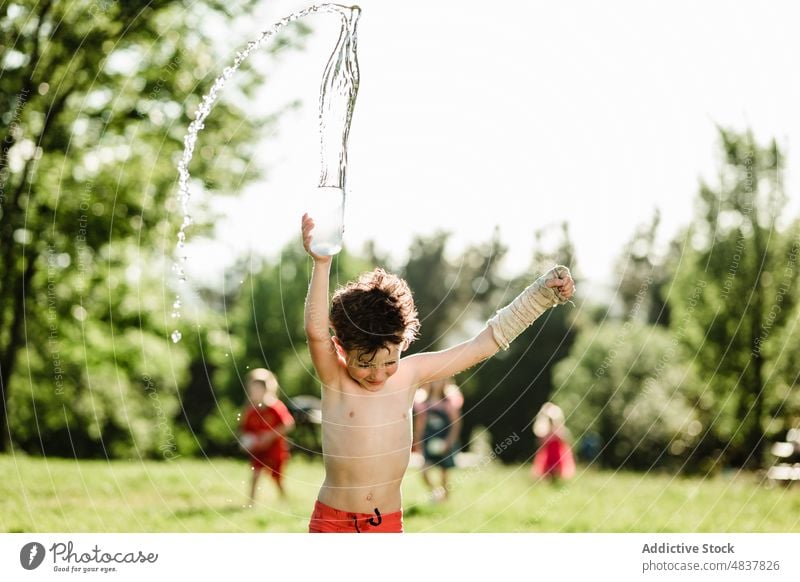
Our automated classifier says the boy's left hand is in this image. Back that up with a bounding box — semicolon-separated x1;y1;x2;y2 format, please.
546;269;575;300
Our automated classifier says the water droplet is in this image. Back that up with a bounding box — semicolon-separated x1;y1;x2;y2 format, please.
171;330;182;343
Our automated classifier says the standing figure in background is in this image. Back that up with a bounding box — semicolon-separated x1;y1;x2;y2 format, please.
413;378;464;502
240;368;295;503
531;402;575;481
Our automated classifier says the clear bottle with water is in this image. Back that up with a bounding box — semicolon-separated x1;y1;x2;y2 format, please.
307;5;360;257
307;185;345;256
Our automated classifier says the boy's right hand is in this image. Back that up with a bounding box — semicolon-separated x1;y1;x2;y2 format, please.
302;213;332;263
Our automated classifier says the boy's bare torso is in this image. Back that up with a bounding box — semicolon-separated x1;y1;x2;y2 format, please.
318;363;416;514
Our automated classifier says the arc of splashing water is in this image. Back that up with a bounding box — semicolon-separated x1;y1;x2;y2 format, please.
171;4;361;344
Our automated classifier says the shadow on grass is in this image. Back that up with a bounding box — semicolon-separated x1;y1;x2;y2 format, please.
404;501;449;518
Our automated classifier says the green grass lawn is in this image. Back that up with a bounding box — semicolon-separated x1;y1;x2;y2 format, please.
1;453;797;532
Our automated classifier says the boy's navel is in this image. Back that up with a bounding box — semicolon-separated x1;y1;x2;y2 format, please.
366;492;373;501
349;411;355;418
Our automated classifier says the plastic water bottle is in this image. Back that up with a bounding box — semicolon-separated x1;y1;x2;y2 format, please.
310;6;359;257
307;186;345;256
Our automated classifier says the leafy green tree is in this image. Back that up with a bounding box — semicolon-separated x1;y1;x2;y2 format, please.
553;322;705;470
761;251;800;437
669;129;798;467
0;0;307;453
9;244;192;457
401;232;461;354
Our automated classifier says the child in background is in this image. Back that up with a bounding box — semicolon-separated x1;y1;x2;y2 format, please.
531;402;575;481
413;378;463;502
240;368;295;503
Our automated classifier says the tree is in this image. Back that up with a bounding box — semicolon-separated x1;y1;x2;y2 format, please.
668;129;798;467
0;0;307;453
8;244;193;457
553;322;705;470
401;232;460;354
761;246;800;437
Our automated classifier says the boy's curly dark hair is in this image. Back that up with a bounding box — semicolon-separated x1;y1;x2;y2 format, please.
330;268;420;357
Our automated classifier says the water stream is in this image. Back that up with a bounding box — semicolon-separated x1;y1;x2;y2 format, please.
171;4;361;343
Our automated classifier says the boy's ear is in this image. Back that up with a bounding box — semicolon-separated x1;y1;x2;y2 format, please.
331;336;346;358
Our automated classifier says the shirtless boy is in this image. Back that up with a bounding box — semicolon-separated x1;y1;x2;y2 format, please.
302;213;575;532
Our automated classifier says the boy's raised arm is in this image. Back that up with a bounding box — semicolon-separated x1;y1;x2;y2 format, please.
406;266;575;386
302;214;340;384
404;327;500;386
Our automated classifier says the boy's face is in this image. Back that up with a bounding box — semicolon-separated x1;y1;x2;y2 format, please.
342;342;402;392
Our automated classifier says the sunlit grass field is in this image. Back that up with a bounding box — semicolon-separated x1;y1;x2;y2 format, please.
2;454;797;532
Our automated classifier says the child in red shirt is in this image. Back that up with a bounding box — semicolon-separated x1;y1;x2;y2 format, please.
240;368;295;503
531;402;575;481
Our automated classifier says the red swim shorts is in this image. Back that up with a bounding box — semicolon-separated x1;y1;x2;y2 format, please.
308;500;403;533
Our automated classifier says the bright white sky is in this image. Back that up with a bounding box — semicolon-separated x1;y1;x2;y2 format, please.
186;0;800;295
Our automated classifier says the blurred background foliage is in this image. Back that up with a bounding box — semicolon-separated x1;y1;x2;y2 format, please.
1;2;798;472
0;0;308;457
